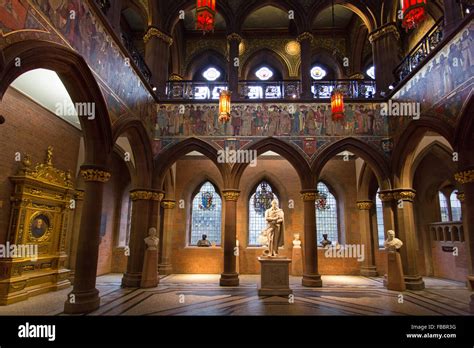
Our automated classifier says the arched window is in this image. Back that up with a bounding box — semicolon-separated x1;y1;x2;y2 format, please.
375;194;385;248
366;66;375;79
248;181;279;246
190;181;222;246
117;186;132;247
316;182;339;244
438;192;449;222
450;191;462;221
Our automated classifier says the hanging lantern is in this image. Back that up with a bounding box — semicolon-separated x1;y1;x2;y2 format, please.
196;0;216;33
218;90;231;123
402;0;427;30
331;89;344;121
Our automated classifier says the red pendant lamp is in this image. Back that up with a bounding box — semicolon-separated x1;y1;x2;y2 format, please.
331;89;344;121
218;90;231;123
402;0;427;30
196;0;216;33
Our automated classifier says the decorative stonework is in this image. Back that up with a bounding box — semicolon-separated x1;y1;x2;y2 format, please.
297;32;314;43
455;170;474;184
130;190;164;201
301;192;317;201
161;200;176;209
143;27;173;46
227;33;243;43
356;201;374;210
392;190;416;202
75;190;85;200
80;169;111;183
368;23;400;43
378;191;394;202
222;191;240;201
456;192;465;203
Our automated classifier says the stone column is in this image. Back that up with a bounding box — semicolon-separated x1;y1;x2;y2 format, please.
378;191;396;234
300;190;322;287
455;169;474;311
226;33;242;100
64;166;111;314
68;189;85;275
443;0;463;36
369;23;401;94
357;201;378;276
158;199;175;275
220;190;240;286
122;190;163;287
392;189;425;290
144;27;173;97
297;32;314;99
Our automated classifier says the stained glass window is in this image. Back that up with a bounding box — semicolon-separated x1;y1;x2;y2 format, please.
311;66;327;80
249;181;279;246
316;182;338;244
376;194;385;248
450;191;462;221
202;67;221;81
366;66;375;79
190;181;222;245
438;192;449;222
255;67;274;80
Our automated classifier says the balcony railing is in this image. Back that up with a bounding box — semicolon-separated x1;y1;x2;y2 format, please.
394;17;444;83
311;80;376;99
429;221;464;242
95;0;111;15
121;32;152;84
165;79;377;100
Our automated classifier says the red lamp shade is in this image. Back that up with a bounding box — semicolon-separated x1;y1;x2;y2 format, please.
402;0;426;30
218;90;231;123
196;0;216;32
331;89;344;121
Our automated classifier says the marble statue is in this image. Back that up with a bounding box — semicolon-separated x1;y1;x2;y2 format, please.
292;233;301;248
260;199;285;257
144;227;159;250
197;234;212;247
384;230;403;252
320;233;332;248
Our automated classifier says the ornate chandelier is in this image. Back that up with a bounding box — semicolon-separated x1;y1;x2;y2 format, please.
218;90;231;123
196;0;216;33
402;0;427;30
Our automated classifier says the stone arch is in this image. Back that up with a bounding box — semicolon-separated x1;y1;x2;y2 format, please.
312;137;391;190
231;137;312;189
392;118;455;188
153;137;229;189
0;40;113;166
185;49;228;80
454;90;474;170
309;48;346;79
112;116;154;188
241;48;291;80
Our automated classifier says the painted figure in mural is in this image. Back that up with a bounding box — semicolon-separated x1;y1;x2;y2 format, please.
460;29;473;75
345;104;355;135
0;0;29;31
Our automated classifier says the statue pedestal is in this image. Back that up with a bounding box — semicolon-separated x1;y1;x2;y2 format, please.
291;246;303;276
385;251;405;292
258;257;292;296
140;249;159;288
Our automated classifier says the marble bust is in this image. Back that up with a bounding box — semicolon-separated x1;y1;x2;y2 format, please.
292;233;301;248
144;227;159;250
260;199;285;257
384;230;403;252
320;233;332;248
197;234;212;247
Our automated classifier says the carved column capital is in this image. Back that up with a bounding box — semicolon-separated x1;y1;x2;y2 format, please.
368;23;400;43
80;167;111;183
301;190;318;202
75;190;85;201
222;190;240;201
356;201;374;210
143;27;173;46
378;190;394;202
161;199;176;209
455;169;474;184
130;189;164;202
456;192;465;203
392;189;416;202
226;33;243;43
297;32;314;43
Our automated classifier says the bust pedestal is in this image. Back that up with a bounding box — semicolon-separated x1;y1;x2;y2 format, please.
140;248;159;288
384;251;406;292
291;245;303;276
258;257;292;296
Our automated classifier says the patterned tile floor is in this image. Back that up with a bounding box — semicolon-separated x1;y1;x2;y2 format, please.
0;274;472;316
